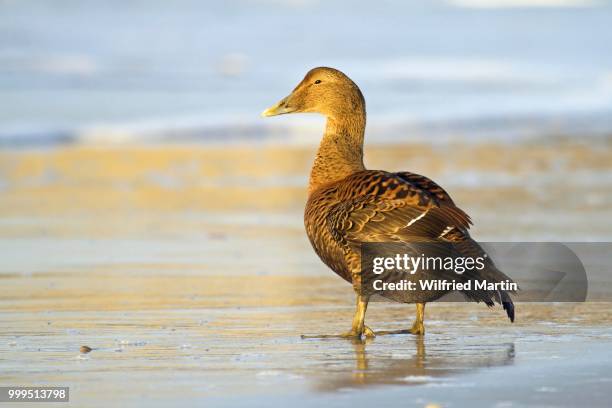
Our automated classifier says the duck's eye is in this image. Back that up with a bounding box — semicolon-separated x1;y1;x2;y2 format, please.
314;80;322;84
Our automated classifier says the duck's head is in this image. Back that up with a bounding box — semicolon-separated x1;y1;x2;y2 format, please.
262;67;365;119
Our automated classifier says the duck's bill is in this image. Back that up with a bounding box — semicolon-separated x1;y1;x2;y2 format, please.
261;96;295;117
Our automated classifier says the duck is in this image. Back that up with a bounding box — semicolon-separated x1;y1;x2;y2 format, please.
262;67;515;338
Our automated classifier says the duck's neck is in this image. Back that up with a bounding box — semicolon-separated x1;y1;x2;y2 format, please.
308;112;366;194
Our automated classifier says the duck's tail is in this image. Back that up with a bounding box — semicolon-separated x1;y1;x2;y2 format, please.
450;238;517;323
499;290;515;323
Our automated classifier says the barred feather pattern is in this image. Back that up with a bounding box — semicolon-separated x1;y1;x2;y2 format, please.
304;169;515;319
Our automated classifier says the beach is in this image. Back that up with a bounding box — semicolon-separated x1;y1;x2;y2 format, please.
1;141;611;406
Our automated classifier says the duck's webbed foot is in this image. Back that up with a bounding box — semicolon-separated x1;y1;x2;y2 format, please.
372;328;413;336
372;321;425;336
370;303;426;336
301;295;374;340
408;319;425;335
301;325;376;339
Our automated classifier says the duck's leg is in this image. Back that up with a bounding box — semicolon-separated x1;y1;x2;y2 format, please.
302;294;375;339
410;302;426;335
375;303;426;336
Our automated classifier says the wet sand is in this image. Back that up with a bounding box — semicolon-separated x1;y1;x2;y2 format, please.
1;142;611;407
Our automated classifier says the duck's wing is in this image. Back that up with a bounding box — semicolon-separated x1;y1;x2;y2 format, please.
328;170;515;319
331;170;471;244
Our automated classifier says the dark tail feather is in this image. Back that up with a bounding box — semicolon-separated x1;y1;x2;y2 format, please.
503;301;514;322
499;291;515;322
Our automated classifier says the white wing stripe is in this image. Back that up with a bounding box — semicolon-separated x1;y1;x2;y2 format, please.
406;210;429;227
439;225;454;238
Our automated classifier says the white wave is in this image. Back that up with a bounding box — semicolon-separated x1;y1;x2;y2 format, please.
332;56;562;84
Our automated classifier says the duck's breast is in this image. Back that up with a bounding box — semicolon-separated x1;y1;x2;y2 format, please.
304;185;353;283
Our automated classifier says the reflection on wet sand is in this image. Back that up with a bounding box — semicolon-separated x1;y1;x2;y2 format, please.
315;336;514;392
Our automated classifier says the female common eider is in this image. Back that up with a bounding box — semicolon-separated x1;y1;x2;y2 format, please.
262;67;515;338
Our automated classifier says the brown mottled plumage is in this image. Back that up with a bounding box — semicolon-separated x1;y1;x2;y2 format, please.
263;67;514;338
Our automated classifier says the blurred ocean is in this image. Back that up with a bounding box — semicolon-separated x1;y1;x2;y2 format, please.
1;0;612;146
